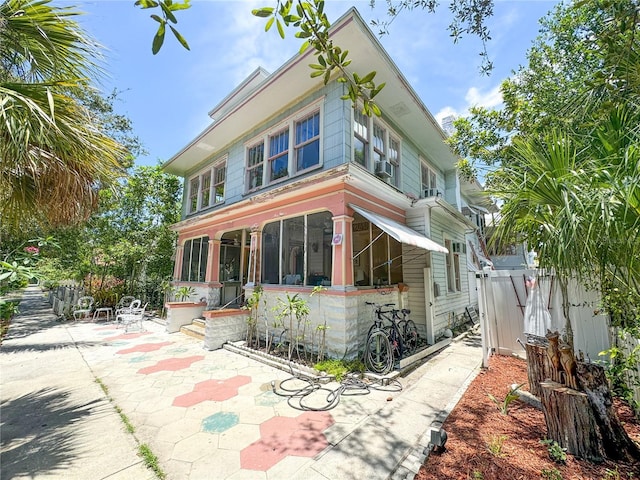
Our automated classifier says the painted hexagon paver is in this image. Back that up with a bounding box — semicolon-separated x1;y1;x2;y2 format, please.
240;411;334;471
103;331;151;341
172;375;251;407
202;412;239;433
117;341;172;354
137;355;205;375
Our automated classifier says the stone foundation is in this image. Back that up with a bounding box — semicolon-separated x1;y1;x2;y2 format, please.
203;308;250;350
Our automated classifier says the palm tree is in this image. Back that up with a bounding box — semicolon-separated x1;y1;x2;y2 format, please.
0;0;127;231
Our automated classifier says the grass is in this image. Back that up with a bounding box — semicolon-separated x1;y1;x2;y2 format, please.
95;377;166;479
314;358;365;381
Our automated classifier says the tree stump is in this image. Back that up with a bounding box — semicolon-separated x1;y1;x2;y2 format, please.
524;343;553;397
526;332;640;463
540;381;605;462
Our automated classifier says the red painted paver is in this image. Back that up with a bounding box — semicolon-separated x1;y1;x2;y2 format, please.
173;375;251;407
240;411;334;471
137;355;205;375
103;332;151;341
117;342;173;355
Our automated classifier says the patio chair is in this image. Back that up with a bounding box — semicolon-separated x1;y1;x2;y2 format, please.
120;302;148;333
72;296;95;322
115;299;141;325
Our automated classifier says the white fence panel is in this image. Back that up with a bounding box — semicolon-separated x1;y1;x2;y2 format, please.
478;270;610;362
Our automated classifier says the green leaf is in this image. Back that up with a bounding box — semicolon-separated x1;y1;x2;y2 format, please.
276;18;285;39
310;70;325;78
150;14;163;23
169;25;190;50
263;16;274;32
152;23;166;54
160;2;178;23
136;0;159;8
252;7;274;18
299;40;310;54
168;0;190;11
360;71;377;84
309;63;325;70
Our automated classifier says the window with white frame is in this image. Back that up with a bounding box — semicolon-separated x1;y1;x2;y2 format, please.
421;158;437;197
353;109;369;167
180;236;209;282
295;111;320;171
247;142;264;191
352;110;401;185
269;129;289;182
445;239;461;292
245;104;322;192
189;177;199;214
187;158;227;214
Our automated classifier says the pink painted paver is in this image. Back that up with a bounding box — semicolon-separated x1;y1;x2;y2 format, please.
240;411;334;471
173;375;251;407
95;325;119;331
117;342;173;355
137;355;205;375
103;332;151;341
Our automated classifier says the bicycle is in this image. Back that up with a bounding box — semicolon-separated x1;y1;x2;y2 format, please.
392;307;419;355
364;302;394;374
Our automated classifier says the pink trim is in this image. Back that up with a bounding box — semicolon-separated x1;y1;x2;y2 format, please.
203;308;248;319
165;302;207;309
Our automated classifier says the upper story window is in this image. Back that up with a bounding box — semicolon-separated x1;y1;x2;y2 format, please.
295;111;320;171
269;129;289;182
353;110;368;167
247;142;264;190
245;104;322;193
352;110;400;185
187;157;227;214
421;158;438;197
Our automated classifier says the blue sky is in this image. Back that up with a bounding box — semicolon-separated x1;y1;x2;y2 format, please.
77;0;559;167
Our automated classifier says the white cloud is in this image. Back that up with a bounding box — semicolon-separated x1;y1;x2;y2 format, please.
464;85;503;108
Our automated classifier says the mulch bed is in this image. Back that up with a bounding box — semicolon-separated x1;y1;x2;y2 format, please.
415;355;640;480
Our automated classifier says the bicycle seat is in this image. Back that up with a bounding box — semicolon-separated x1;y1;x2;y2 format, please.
401;308;411;315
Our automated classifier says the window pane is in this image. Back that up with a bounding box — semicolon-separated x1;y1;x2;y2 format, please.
213;164;225;203
372;225;389;286
296;112;319;144
248;164;263;190
198;237;209;282
307;211;332;286
296;139;319;171
389;237;403;284
283;216;304;285
189;178;199;213
354;136;367;167
181;240;192;281
261;222;280;284
248;143;264;167
353;217;371;286
270;154;288;181
201;172;211;208
190;239;201;282
373;124;385;154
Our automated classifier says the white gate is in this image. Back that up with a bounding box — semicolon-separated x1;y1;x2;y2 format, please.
476;269;611;364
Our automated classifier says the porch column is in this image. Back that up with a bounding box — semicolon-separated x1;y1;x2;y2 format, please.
173;244;184;280
247;229;262;286
207;239;221;283
331;214;354;287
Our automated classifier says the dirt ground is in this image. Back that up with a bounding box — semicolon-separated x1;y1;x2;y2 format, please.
415;355;640;480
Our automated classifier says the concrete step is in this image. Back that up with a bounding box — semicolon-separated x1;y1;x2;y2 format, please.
192;318;206;329
180;321;205;340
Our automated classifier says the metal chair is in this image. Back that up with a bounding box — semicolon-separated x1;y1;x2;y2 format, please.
119;302;148;332
115;299;141;325
72;296;94;322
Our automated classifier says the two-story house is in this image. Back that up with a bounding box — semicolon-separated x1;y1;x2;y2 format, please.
163;8;489;357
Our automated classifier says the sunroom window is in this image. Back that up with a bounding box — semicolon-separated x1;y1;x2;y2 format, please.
181;236;209;282
261;211;333;286
352;214;403;287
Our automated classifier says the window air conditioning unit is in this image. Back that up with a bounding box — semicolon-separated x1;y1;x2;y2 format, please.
375;160;392;178
452;242;466;254
424;188;442;198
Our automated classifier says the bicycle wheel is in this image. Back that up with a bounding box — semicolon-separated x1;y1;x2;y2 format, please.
384;325;403;360
365;330;393;374
402;319;419;354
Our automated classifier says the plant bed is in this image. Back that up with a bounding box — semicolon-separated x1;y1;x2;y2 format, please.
416;355;640;480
